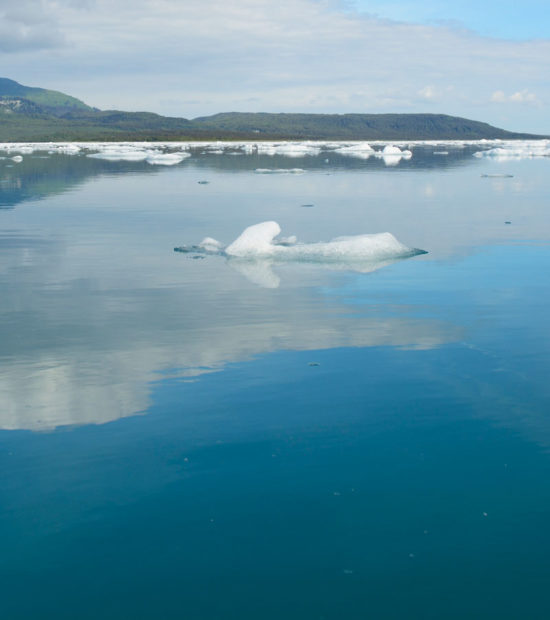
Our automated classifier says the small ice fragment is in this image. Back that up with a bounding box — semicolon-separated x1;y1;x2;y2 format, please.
308;362;320;367
343;569;353;575
483;512;488;517
199;237;223;253
333;491;341;496
254;168;305;174
409;553;415;558
11;155;23;163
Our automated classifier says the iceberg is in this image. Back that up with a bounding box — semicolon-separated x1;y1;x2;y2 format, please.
224;221;423;262
175;221;425;286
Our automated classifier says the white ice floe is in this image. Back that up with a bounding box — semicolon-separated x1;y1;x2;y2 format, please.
256;143;321;157
85;146;191;165
224;221;421;261
87;147;150;162
11;146;35;154
331;143;412;165
145;152;190;165
198;237;224;253
474;140;550;159
11;155;23;163
254;168;305;174
378;145;413;166
175;221;425;288
333;143;375;159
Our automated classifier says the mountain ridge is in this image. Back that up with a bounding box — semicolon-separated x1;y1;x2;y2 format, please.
0;78;545;142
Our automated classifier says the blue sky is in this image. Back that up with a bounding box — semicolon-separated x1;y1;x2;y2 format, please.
0;0;549;133
352;0;550;40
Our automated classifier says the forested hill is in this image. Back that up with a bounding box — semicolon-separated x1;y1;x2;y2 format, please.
190;112;539;140
0;78;544;141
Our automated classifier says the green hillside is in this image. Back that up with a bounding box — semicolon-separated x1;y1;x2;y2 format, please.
0;78;544;141
192;112;535;140
0;78;92;114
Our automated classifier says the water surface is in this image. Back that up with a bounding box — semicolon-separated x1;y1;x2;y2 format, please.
1;143;550;618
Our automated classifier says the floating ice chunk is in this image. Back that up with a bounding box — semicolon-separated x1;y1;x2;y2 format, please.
372;145;412;166
333;143;374;159
474;140;550;159
481;174;513;178
225;221;424;262
175;221;425;288
145;152;189;165
11;155;23;163
87;148;149;162
382;145;403;156
256;143;321;157
48;144;81;155
199;237;224;253
254;168;305;174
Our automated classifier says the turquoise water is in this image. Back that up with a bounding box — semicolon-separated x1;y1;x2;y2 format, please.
1;146;550;618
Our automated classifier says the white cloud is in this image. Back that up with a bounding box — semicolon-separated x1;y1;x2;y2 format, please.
0;0;549;132
418;85;437;100
0;0;65;52
491;89;540;104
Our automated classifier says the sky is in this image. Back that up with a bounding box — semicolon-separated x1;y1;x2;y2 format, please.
0;0;549;133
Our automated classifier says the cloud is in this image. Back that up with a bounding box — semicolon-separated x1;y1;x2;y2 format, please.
491;89;541;104
0;0;65;52
418;85;437;100
0;0;549;131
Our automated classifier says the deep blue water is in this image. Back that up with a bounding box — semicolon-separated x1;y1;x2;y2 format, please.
1;145;550;618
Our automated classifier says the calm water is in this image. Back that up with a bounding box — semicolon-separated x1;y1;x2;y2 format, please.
1;144;550;618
